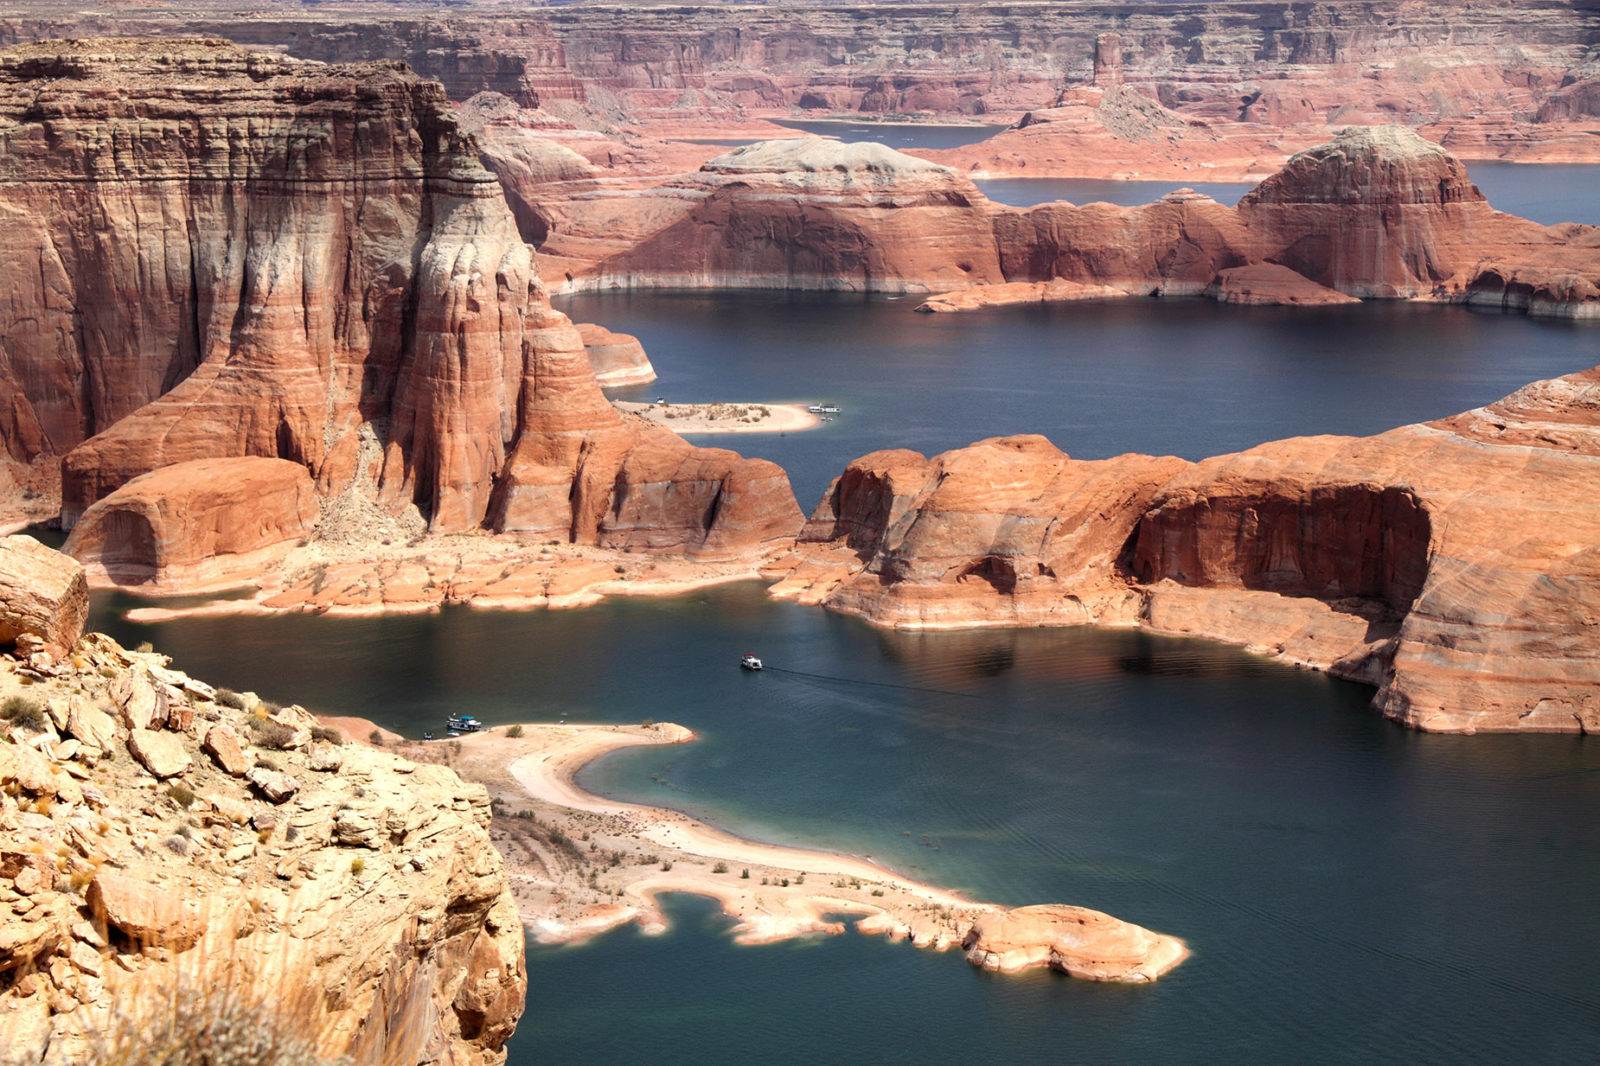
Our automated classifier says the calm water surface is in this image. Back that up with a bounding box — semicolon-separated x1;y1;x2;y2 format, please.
90;585;1600;1063
84;296;1600;1064
560;293;1595;505
975;163;1598;224
772;118;1007;150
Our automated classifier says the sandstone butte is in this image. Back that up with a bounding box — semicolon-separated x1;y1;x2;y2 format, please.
0;539;524;1064
3;2;1599;173
0;38;803;585
530;126;1599;320
773;366;1600;736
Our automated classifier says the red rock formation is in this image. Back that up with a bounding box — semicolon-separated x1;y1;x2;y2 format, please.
62;458;318;592
550;125;1597;317
572;138;1006;293
0;39;801;562
1205;263;1360;305
575;323;657;387
782;367;1600;734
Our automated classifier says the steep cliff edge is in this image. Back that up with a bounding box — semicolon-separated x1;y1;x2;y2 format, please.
780;367;1600;734
0;537;524;1063
0;38;801;579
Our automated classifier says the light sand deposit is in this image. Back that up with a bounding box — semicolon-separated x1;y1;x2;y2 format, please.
616;401;820;434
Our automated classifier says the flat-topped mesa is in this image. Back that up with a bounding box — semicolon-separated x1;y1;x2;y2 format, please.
785;366;1600;734
0;38;801;563
564;137;1006;293
699;138;974;205
547;123;1596;315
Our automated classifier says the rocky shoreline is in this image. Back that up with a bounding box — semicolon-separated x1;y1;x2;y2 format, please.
393;720;1189;982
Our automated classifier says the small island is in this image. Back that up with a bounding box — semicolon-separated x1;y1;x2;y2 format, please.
616;400;822;434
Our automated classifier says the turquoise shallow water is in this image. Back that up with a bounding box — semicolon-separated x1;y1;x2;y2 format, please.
78;294;1600;1064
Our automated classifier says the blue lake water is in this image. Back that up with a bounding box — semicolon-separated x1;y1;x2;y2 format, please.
562;292;1596;507
772;118;1008;150
976;163;1599;225
82;295;1600;1064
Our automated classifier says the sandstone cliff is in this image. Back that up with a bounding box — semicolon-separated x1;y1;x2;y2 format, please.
0;39;801;578
545;125;1599;318
779;367;1600;735
0;538;525;1063
5;3;1596;169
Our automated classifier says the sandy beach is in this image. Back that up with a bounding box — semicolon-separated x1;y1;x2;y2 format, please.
389;721;1188;980
616;401;821;434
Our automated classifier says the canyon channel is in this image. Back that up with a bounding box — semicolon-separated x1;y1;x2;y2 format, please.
89;284;1600;1062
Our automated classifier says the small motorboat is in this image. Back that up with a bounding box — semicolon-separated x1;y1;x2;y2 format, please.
446;714;484;733
806;403;841;414
740;653;764;671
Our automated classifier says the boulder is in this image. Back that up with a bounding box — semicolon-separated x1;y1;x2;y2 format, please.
308;744;344;773
86;867;205;951
202;725;249;777
247;768;301;804
0;742;82;803
64;703;118;754
112;671;166;731
126;729;190;779
0;536;88;652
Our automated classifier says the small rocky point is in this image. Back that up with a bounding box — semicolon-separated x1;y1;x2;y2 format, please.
0;537;524;1063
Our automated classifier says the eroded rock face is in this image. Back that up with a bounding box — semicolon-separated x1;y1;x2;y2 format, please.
574;138;1005;293
0;622;526;1064
786;367;1600;734
549;126;1599;317
0;535;89;652
575;323;657;388
62;458;318;592
0;38;801;562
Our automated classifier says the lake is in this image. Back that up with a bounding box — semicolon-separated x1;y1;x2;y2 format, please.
974;163;1600;226
561;292;1597;507
79;292;1600;1064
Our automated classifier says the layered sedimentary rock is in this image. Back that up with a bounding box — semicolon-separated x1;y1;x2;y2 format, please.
560;138;1007;292
0;39;800;564
575;323;656;388
0;541;524;1063
6;2;1597;169
781;367;1600;734
0;534;87;652
547;125;1599;318
62;458;318;592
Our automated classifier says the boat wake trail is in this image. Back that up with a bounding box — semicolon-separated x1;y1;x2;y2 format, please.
762;666;980;700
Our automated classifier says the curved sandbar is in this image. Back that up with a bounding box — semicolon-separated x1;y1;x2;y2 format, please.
616;401;821;434
425;722;1187;981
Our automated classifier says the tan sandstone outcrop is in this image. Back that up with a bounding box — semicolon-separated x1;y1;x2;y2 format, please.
963;904;1188;981
0;543;525;1063
0;535;88;654
782;366;1600;734
62;458;318;593
0;39;801;567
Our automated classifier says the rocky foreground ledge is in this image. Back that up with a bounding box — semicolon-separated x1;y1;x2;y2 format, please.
0;538;524;1064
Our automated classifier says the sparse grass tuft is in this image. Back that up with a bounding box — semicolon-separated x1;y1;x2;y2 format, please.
214;688;248;711
249;719;296;751
0;695;49;731
506;724;524;739
167;784;196;809
309;725;344;746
